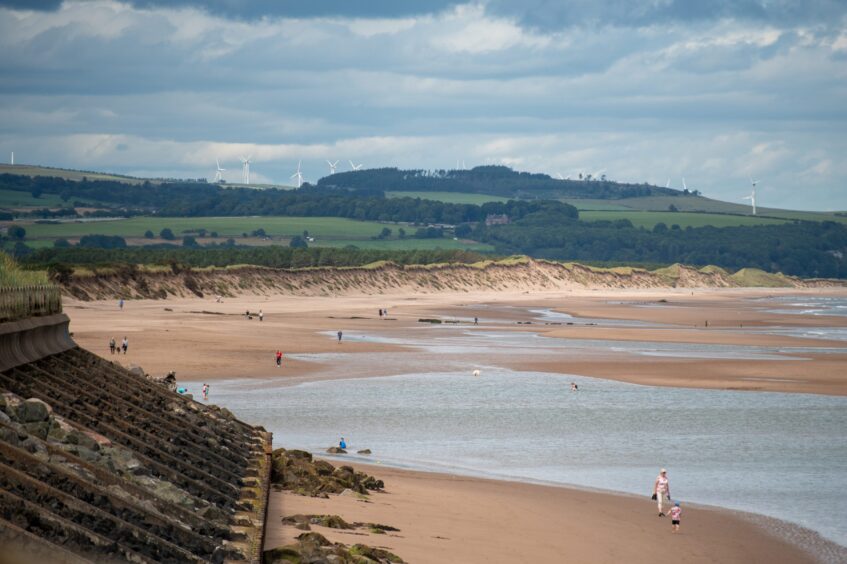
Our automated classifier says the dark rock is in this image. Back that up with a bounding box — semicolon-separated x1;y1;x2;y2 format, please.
22;421;51;441
357;449;372;455
350;544;405;563
17;398;52;423
326;446;347;454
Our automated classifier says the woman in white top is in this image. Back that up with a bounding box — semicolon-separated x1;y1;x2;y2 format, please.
653;468;671;516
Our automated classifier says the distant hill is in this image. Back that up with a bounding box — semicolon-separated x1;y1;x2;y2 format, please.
318;165;686;200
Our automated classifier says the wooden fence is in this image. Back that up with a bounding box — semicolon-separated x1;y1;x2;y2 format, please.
0;285;63;323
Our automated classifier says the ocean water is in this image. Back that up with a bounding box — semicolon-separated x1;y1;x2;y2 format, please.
190;370;847;553
758;295;847;317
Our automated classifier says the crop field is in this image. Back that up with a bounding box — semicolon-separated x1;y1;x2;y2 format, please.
579;210;789;229
386;191;508;204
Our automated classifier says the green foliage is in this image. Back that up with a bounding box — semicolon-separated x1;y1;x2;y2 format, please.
21;246;489;271
322;166;678;200
77;234;127;249
289;236;308;249
0;252;49;286
159;228;175;240
7;225;26;240
143;229;154;239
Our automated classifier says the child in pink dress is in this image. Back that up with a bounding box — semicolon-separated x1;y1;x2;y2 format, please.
670;502;681;532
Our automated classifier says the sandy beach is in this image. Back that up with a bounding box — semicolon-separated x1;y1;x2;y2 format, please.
62;286;847;563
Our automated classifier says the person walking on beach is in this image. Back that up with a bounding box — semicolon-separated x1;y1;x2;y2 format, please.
119;298;124;310
669;501;681;532
121;337;128;355
109;337;116;355
276;350;282;367
474;317;478;325
202;383;209;401
653;468;671;516
259;310;264;322
379;308;383;318
337;330;343;343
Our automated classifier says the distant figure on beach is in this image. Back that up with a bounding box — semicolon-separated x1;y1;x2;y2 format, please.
109;337;116;355
473;369;480;377
202;383;209;400
670;501;681;532
259;310;264;322
339;437;347;449
121;337;128;355
337;330;343;343
276;350;282;367
705;320;709;328
118;298;124;310
384;308;388;317
215;295;222;303
474;317;478;325
379;308;383;318
653;468;671;516
571;382;578;392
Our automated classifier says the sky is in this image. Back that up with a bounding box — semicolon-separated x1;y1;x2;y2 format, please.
0;0;845;210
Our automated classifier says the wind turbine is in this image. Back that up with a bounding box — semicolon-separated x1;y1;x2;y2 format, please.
240;155;252;184
290;160;304;188
349;160;363;171
10;152;13;165
213;158;226;182
743;178;758;215
665;178;670;188
682;177;687;191
327;160;339;175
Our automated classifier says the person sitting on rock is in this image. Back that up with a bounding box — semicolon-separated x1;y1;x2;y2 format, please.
339;437;347;449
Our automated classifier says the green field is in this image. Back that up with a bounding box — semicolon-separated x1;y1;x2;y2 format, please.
18;215;492;251
0;164;148;184
0;189;70;209
386;191;508;205
580;210;789;229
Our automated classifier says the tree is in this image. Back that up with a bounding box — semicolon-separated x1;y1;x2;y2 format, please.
289;235;308;248
210;231;219;238
182;235;199;247
653;223;669;234
668;204;679;212
455;223;472;238
251;228;266;237
54;238;71;248
144;230;154;239
376;227;392;239
159;228;175;240
7;225;26;240
398;227;406;239
78;234;127;249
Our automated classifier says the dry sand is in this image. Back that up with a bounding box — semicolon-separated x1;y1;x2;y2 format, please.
62;287;847;562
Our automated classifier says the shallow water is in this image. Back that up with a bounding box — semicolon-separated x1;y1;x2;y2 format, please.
189;370;847;551
757;295;847;317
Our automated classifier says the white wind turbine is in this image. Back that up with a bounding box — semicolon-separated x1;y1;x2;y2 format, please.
290;160;304;188
10;152;13;165
743;178;758;215
327;160;339;175
665;178;671;188
240;155;252;184
349;160;363;171
682;177;687;191
213;158;226;182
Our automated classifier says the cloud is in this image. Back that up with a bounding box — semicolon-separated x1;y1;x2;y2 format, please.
0;1;845;210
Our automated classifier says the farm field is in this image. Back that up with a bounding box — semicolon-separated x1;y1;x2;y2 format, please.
15;215;492;251
0;189;69;209
579;210;789;229
0;164;147;184
386;191;508;204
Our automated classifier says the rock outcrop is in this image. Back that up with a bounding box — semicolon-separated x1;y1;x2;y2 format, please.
271;448;384;498
264;531;404;564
